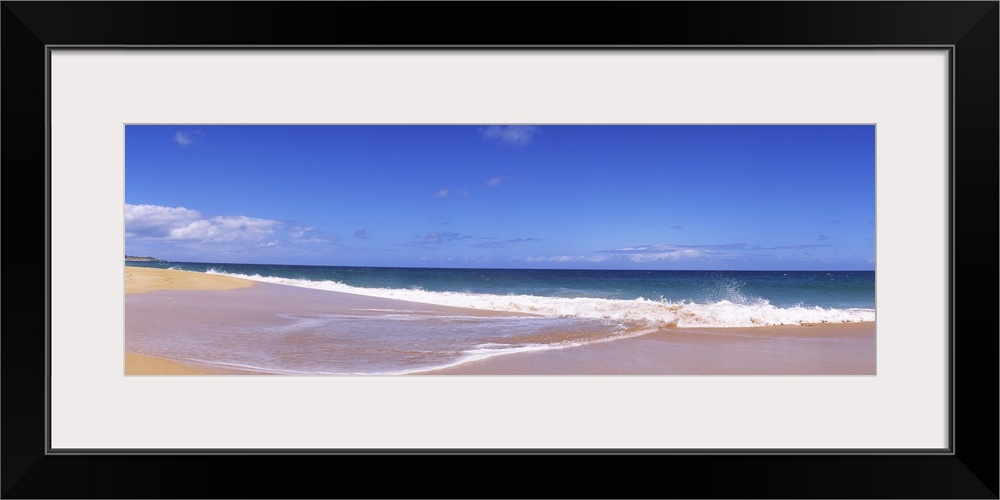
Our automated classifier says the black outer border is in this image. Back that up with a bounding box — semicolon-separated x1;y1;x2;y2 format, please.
3;2;997;498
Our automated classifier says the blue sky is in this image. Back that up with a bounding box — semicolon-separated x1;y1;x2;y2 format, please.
125;125;875;270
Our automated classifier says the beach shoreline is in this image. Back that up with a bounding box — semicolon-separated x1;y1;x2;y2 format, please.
414;321;875;375
124;266;875;376
125;265;257;294
124;352;268;375
125;266;266;375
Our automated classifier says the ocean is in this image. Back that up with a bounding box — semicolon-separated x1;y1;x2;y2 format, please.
125;262;875;374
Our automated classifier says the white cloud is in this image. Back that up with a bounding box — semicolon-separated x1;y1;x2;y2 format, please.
551;255;608;263
516;255;608;263
288;225;330;245
289;226;313;239
436;188;470;198
626;249;703;262
602;241;834;263
167;215;281;243
174;131;194;147
481;125;538;146
422;232;468;244
605;243;718;262
126;204;281;247
486;176;504;187
396;232;471;247
124;204;201;237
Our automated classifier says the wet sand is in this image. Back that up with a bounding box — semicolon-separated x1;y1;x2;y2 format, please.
125;267;263;374
124;266;530;375
125;266;875;376
417;322;875;375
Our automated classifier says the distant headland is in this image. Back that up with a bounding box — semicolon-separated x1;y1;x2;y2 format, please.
125;255;166;262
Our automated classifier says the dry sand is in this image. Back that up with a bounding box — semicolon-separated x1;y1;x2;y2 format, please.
124;352;264;375
125;266;256;295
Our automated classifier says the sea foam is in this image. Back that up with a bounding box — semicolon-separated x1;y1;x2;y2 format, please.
205;271;875;328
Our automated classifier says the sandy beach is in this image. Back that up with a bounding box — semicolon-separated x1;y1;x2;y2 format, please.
125;267;262;374
125;266;256;294
125;266;529;375
124;352;265;375
125;266;875;376
416;322;875;375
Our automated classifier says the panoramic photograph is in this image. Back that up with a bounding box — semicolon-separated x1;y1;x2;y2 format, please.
125;124;875;375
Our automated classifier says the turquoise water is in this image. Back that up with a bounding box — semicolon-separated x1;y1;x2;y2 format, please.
127;261;874;310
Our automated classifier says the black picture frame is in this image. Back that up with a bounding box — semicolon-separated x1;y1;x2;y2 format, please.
3;2;997;498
